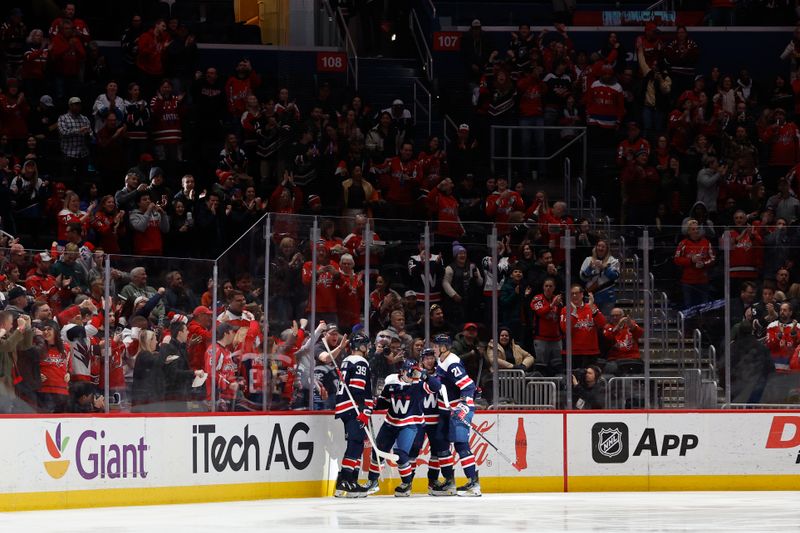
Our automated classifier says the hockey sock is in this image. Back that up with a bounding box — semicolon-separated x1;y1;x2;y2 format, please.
368;452;382;481
437;451;455;479
398;461;414;484
454;442;477;479
427;456;440;482
341;457;359;482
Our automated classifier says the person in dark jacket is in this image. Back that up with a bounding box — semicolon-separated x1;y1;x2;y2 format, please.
572;364;605;409
160;321;203;411
132;329;164;411
726;320;774;404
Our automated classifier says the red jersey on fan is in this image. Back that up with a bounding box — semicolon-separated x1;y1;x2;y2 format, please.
517;75;547;117
674;236;715;285
539;209;575;265
343;230;382;271
417;150;447;188
560;304;606;356
427;187;465;239
187;320;212;370
766;320;800;373
616;137;651;166
728;227;762;279
302;260;340;313
98;339;126;391
485;190;525;225
39;345;71;396
336;272;364;328
372;156;422;206
763;121;800;167
150;94;184;144
585;79;625;129
204;342;237;401
603;320;643;360
531;294;562;342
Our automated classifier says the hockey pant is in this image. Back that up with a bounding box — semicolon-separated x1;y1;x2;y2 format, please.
440;408;478;479
340;416;366;483
368;423;419;484
409;422;455;482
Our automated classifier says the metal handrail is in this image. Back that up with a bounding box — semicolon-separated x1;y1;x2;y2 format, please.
677;311;686;370
442;114;458;149
632;254;641;317
491;125;587;190
412;78;432;136
646;0;674;10
425;0;437;18
692;328;702;369
576;177;584;219
658;291;669;353
336;7;359;90
409;8;434;83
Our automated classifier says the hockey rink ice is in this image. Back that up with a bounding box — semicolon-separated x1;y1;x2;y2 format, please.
3;491;800;532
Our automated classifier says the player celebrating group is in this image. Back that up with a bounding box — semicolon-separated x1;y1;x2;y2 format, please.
333;332;373;498
408;347;458;496
432;333;481;497
363;358;442;496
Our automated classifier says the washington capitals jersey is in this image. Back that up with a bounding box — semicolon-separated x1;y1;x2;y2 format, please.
376;374;441;427
437;353;476;409
334;354;373;419
421;376;449;425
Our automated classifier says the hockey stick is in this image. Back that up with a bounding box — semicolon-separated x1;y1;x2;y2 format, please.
455;416;521;471
324;336;399;462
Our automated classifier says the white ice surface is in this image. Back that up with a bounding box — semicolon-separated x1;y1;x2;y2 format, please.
2;491;800;532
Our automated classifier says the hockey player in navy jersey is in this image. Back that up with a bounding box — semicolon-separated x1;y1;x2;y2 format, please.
433;333;481;497
333;332;374;498
408;348;458;496
364;358;441;497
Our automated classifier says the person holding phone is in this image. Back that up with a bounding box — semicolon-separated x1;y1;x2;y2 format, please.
128;190;170;256
560;284;606;369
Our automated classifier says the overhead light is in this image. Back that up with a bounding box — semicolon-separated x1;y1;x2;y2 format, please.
391;33;396;41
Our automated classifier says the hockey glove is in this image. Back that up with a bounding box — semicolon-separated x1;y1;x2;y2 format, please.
357;410;371;428
454;402;470;422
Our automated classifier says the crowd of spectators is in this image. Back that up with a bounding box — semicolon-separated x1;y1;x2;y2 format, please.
458;18;800;402
2;2;800;413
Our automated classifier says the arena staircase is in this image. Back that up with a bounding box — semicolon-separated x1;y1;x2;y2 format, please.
613;243;722;408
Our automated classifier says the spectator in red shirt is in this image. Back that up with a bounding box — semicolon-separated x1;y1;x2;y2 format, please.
560;284;606;369
302;243;340;324
48;19;85;99
225;59;261;121
602;307;643;375
531;277;563;375
761;108;800;186
517;66;547;178
674;219;716;309
427;177;465;242
135;19;170;93
49;3;90;44
57;190;90;242
335;254;363;333
621;148;660;226
37;320;71;413
0;78;29;147
616;121;651;167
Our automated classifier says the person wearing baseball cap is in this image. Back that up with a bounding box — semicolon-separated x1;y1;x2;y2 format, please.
463;16;491;83
450;322;483;389
186;306;214;370
621;144;659;226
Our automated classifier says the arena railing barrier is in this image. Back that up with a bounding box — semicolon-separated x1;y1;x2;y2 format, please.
5;216;800;415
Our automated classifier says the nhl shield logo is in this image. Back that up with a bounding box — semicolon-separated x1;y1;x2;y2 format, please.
592;422;629;463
